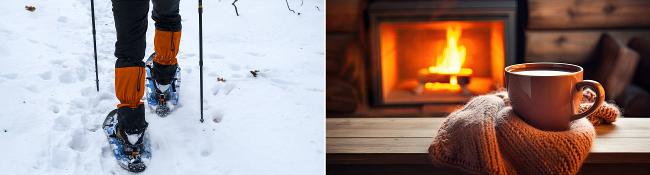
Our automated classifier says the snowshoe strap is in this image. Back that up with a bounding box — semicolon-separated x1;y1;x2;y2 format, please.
117;127;146;160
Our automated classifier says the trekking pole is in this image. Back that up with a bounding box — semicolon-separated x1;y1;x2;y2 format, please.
91;0;99;92
198;0;205;123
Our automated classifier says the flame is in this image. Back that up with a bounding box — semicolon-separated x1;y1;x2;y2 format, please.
426;26;473;91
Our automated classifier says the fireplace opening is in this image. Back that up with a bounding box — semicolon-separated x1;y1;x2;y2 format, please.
379;20;506;104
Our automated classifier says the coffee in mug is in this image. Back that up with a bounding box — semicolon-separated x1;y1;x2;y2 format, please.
505;62;605;131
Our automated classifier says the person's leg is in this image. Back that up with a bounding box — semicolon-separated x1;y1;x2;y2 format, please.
111;0;149;135
151;0;181;85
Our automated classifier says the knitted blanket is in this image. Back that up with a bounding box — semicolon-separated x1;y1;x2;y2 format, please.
428;90;619;175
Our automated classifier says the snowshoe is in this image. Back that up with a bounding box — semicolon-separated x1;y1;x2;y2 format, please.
102;109;152;173
145;53;181;117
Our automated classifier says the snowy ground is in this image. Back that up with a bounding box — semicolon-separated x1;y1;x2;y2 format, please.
0;0;324;174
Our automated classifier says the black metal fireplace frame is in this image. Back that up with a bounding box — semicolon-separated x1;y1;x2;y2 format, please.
368;0;518;106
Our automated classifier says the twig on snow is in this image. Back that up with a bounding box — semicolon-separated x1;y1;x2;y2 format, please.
217;77;226;82
285;0;296;14
232;0;240;16
25;5;36;12
250;70;260;77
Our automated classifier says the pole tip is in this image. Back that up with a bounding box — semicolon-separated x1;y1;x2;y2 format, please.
200;118;204;123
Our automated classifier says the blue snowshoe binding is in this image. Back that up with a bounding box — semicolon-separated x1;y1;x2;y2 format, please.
145;53;181;117
102;109;152;173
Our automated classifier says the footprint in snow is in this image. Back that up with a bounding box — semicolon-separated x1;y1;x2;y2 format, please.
97;92;113;101
209;54;225;59
269;78;297;90
211;110;224;124
200;149;212;157
50;105;60;114
245;52;265;57
99;145;115;173
87;124;101;132
211;83;235;96
59;71;76;84
44;43;58;50
50;59;64;66
24;84;40;93
75;67;87;81
211;85;220;96
270;78;294;85
101;145;112;158
68;129;88;152
53;117;71;131
0;73;17;79
57;16;68;23
231;73;243;78
50;147;70;169
80;86;94;97
229;64;241;71
200;142;213;157
184;53;196;58
39;71;52;80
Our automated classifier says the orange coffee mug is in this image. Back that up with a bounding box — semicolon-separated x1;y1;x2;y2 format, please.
505;62;605;131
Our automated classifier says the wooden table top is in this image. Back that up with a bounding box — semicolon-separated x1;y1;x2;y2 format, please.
327;118;650;165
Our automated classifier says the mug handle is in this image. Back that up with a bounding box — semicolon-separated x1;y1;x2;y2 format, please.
570;80;605;121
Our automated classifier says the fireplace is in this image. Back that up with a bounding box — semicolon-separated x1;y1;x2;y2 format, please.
369;1;517;106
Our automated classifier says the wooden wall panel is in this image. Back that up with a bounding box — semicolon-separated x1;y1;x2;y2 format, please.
326;34;355;76
326;0;365;32
525;31;650;63
529;0;650;29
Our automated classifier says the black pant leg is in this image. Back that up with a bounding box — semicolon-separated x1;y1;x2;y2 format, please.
111;0;149;132
111;0;149;66
152;0;182;32
151;0;181;86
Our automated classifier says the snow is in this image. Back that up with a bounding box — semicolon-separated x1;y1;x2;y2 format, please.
0;0;324;174
127;133;142;146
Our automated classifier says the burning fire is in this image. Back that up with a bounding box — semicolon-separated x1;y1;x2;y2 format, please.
425;26;473;91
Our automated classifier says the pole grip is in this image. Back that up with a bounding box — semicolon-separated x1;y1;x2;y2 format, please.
198;0;203;13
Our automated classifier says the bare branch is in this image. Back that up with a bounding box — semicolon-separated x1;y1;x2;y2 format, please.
285;0;296;14
232;0;240;16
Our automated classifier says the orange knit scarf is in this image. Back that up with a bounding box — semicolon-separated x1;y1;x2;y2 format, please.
428;90;619;174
